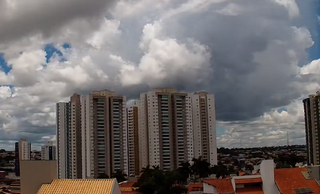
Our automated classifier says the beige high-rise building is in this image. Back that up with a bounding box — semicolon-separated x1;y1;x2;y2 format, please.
57;90;128;179
127;102;140;176
70;94;82;179
138;88;215;171
81;90;128;178
192;92;217;165
303;92;320;165
41;141;56;160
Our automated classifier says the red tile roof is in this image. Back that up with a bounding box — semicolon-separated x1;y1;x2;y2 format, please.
187;184;203;194
275;167;320;194
202;179;234;194
235;178;262;184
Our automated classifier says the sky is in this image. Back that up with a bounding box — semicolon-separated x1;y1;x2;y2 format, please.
0;0;319;150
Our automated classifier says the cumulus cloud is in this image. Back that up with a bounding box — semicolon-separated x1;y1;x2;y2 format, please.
0;0;318;149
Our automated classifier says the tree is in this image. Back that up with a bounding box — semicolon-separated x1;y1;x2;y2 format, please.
191;157;210;178
136;167;187;194
112;169;127;183
176;162;191;184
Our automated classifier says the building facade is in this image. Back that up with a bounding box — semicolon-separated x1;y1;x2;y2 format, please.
192;92;217;165
15;138;31;176
303;92;320;165
137;88;217;171
41;141;56;160
127;102;140;176
56;102;71;179
57;90;128;179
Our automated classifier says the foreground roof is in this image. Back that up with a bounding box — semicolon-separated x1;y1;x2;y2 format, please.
202;179;234;193
37;179;116;194
187;183;203;194
275;167;320;194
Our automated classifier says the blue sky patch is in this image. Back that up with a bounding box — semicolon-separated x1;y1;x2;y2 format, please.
0;54;12;74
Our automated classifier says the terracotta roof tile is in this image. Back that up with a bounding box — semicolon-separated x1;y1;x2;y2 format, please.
275;167;320;194
37;179;116;194
187;183;203;194
203;179;234;194
235;178;262;184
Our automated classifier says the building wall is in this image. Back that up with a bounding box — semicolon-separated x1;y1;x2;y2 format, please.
70;94;82;179
303;92;320;165
207;94;217;165
127;105;140;176
203;183;215;194
56;102;70;179
41;143;56;160
138;94;149;172
260;160;280;194
186;94;194;164
192;93;217;165
20;160;57;194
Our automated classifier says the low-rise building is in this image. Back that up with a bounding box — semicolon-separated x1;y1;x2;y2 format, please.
192;160;320;194
37;179;121;194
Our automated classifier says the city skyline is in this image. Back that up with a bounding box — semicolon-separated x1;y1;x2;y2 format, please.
56;88;218;178
0;0;319;150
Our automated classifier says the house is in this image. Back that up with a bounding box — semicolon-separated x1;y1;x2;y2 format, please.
187;183;203;194
37;179;121;194
198;160;320;194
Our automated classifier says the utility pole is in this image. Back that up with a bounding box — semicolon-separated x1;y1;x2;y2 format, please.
287;131;289;146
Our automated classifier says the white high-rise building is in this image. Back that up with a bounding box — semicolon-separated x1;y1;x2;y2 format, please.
17;138;31;160
138;88;202;171
137;88;217;171
192;92;217;165
41;141;56;160
57;90;128;179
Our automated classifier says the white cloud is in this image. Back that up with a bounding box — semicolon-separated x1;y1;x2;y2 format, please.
0;0;317;150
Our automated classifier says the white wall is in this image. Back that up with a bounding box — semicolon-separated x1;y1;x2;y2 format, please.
192;94;201;159
203;183;215;194
207;94;217;165
147;92;160;167
122;96;129;175
138;94;149;170
260;160;280;194
186;94;194;163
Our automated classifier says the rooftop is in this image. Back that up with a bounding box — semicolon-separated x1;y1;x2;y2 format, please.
202;179;234;194
275;167;320;194
37;179;117;194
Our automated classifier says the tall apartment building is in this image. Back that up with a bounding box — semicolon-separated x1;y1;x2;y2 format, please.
41;141;56;160
56;95;82;179
303;92;320;165
56;90;128;179
14;138;31;176
192;92;217;165
127;102;140;176
81;90;128;178
138;88;209;171
56;102;71;179
138;88;217;172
